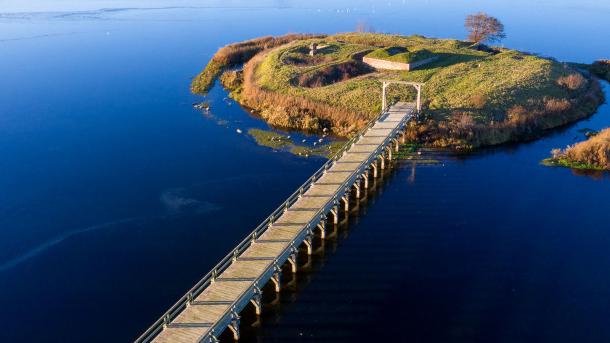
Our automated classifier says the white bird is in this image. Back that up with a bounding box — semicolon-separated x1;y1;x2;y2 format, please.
236;129;242;134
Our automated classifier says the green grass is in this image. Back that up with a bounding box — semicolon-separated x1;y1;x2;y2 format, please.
366;47;435;64
201;33;602;148
252;33;595;126
248;128;291;148
541;157;605;171
248;128;346;157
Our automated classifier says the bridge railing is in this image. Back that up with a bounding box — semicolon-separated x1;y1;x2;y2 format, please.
135;102;409;343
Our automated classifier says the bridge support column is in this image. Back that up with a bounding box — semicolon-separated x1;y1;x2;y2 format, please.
394;138;399;152
387;146;393;160
271;269;281;293
401;131;406;144
380;155;386;170
317;219;326;239
353;181;361;198
250;287;262;315
330;205;339;224
372;162;378;178
287;252;298;273
228;309;240;340
342;191;350;212
303;235;313;255
363;170;369;188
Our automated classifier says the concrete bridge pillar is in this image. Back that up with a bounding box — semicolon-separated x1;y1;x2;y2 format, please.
363;170;369;189
380;154;386;170
372;161;378;178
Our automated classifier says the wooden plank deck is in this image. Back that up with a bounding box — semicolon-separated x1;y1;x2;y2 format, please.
139;102;415;343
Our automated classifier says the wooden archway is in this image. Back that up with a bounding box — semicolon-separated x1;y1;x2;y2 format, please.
381;80;424;113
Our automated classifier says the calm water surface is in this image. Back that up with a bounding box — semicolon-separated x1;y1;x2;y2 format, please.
1;1;609;342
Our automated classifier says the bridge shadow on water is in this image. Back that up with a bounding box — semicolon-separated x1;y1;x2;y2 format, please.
217;161;402;342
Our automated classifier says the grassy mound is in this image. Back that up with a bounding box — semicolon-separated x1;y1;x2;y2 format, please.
366;46;435;64
544;128;610;170
191;34;324;94
194;33;604;148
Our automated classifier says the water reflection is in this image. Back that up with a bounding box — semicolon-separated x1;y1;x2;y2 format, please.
236;163;400;342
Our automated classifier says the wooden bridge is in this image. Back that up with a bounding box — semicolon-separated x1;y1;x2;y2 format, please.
136;100;419;343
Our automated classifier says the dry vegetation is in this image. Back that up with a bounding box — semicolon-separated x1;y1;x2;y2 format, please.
192;32;604;148
241;53;366;134
191;34;324;94
546;128;610;170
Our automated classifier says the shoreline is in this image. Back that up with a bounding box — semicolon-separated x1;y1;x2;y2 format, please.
193;33;606;152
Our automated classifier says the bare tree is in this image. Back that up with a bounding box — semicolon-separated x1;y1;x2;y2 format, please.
465;12;506;44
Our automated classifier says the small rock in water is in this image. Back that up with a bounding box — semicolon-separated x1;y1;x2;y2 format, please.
302;139;306;143
313;142;317;146
193;102;210;111
236;129;243;134
318;138;323;143
287;136;291;139
417;151;422;155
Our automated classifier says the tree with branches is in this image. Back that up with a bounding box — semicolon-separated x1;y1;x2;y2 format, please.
465;12;506;44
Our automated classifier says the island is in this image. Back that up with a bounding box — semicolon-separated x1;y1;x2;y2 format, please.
544;128;610;171
192;32;605;152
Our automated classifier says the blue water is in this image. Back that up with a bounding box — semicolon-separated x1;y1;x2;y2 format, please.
0;1;609;342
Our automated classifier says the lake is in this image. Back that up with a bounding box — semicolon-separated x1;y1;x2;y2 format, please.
1;1;609;342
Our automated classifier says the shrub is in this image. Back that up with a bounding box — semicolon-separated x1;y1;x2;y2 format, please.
556;73;586;90
450;111;475;136
219;70;243;91
506;105;529;123
563;128;610;169
471;93;487;109
544;98;572;113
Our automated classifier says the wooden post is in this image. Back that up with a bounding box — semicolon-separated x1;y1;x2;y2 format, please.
382;81;387;110
416;84;421;113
